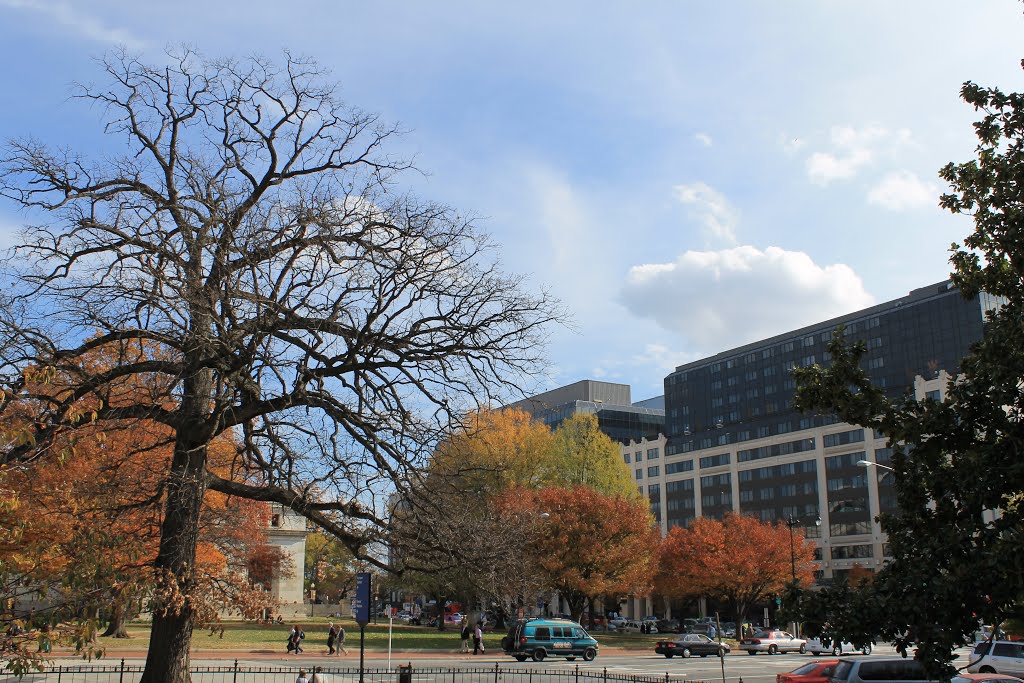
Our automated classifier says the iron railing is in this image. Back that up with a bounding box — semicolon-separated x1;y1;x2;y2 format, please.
3;661;694;683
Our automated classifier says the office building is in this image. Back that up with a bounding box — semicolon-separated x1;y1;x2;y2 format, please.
510;379;665;445
640;281;996;582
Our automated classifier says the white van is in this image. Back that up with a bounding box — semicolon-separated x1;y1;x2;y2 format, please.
967;641;1024;677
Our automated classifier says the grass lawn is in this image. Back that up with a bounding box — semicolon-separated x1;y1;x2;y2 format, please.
91;620;671;652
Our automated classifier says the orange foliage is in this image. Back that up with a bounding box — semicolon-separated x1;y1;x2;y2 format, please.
0;338;280;630
495;485;657;620
656;513;817;621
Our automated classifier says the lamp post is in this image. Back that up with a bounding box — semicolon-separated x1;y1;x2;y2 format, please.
786;515;822;583
785;515;820;639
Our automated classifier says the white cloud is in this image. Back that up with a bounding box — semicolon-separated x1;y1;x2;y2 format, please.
673;182;738;245
867;170;939;211
0;0;146;48
805;124;889;185
619;245;874;351
695;132;713;147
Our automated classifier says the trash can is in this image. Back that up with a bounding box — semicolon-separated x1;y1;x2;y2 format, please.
398;664;413;683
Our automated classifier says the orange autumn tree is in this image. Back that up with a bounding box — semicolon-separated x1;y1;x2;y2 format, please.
497;485;658;623
656;513;817;627
0;339;282;652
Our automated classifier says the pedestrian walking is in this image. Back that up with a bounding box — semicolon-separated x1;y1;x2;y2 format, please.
473;621;484;655
327;622;337;655
460;619;470;652
288;625;305;654
296;669;309;683
336;623;348;656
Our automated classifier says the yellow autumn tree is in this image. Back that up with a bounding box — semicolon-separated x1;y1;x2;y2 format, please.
430;407;556;493
549;413;640;500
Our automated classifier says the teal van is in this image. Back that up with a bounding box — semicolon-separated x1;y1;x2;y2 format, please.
501;618;599;662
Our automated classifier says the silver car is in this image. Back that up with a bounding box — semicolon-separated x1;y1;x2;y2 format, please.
741;630;807;655
805;636;872;656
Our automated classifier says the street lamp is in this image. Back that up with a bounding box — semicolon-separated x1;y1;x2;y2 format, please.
785;515;820;639
857;459;894;472
786;515;821;583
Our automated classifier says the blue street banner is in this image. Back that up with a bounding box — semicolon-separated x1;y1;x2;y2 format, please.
354;572;371;627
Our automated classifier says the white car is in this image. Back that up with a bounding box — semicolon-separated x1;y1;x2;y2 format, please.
741;630;806;655
620;620;658;634
805;637;873;656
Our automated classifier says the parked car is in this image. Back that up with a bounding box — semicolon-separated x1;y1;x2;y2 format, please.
722;622;738;638
620;620;658;634
778;659;841;683
501;618;599;662
687;623;721;637
968;641;1024;677
655;633;731;659
952;675;1024;683
657;619;682;634
806;637;873;656
742;630;807;655
830;656;943;683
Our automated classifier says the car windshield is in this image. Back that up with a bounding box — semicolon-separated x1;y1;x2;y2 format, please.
790;663;823;675
832;661;853;681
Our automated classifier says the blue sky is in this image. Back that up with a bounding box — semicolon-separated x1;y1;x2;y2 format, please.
1;1;1022;402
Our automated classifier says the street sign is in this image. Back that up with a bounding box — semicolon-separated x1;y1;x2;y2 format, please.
354;572;372;627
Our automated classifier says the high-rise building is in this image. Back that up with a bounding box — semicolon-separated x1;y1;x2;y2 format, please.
648;281;997;582
509;379;664;445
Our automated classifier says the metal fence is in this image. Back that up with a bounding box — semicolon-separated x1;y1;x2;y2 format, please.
3;661;691;683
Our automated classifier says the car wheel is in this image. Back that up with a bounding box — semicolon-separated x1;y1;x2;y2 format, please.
718;648;727;657
680;647;692;658
532;649;546;662
768;645;779;655
980;667;996;674
832;646;842;656
799;644;807;654
515;655;527;662
583;647;597;661
862;645;872;655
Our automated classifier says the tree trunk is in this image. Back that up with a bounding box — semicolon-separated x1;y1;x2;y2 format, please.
139;412;211;683
101;600;130;638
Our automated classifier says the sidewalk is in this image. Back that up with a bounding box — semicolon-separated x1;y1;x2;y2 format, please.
42;646;634;662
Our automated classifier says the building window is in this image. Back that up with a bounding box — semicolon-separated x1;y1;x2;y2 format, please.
823;429;865;448
831;544;874;560
635;468;643;479
648;465;660;477
623;454;631;464
666;460;694;474
647;448;660;459
699;453;731;468
636;452;643;462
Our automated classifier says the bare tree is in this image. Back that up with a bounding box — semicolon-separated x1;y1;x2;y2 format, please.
0;48;559;683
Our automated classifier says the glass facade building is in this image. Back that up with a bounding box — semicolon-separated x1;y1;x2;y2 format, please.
651;281;994;581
